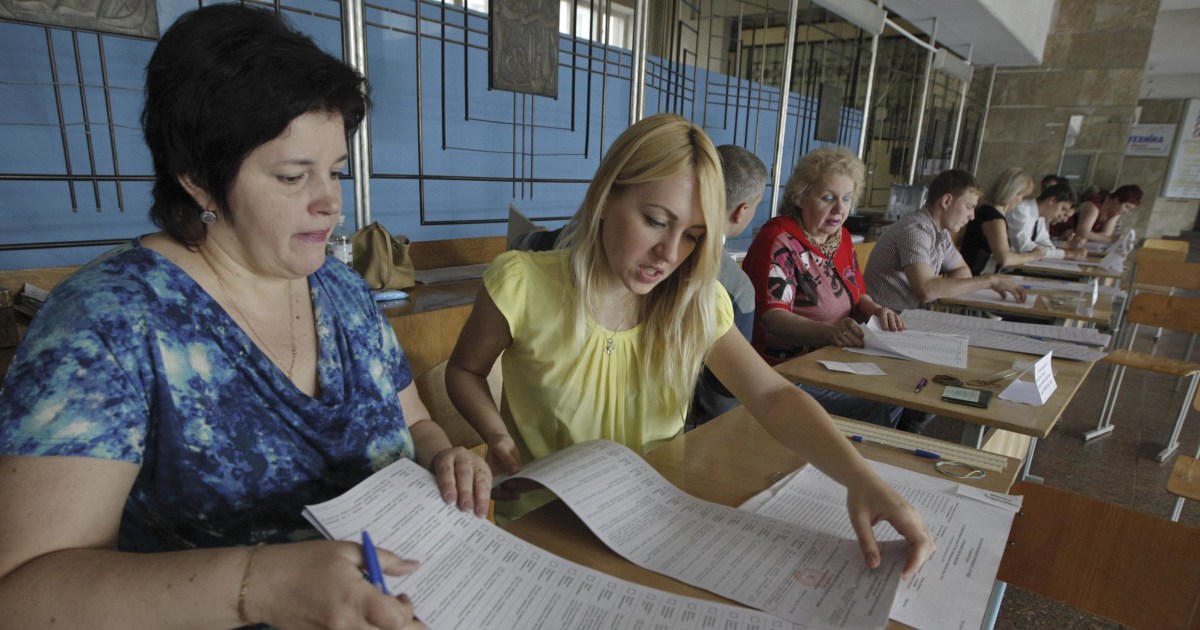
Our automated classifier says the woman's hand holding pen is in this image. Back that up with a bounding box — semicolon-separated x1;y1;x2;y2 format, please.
429;446;493;518
845;479;936;581
241;540;426;629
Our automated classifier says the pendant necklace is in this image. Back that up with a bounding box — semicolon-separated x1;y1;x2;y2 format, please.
200;252;297;378
602;306;632;356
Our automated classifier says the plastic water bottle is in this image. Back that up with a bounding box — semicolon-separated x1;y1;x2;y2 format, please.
327;215;354;265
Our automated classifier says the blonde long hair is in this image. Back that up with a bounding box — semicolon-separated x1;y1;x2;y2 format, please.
558;114;726;411
986;167;1034;211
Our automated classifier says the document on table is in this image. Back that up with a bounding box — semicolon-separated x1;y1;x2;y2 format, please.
845;317;970;368
303;458;802;630
818;361;887;375
1021;260;1083;272
1005;275;1126;297
901;310;1109;361
952;289;1037;308
508;440;907;629
740;460;1022;630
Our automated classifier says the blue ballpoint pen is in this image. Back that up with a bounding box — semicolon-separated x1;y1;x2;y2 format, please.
361;530;391;595
850;435;941;460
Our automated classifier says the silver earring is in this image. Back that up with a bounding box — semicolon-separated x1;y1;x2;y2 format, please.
199;210;217;224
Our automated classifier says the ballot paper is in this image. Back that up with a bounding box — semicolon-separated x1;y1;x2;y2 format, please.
303;457;801;630
740;461;1021;630
508;440;907;628
845;316;970;369
952;289;1037;309
899;310;1108;362
304;441;910;629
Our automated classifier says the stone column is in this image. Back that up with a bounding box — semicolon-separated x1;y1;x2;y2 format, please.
977;0;1157;200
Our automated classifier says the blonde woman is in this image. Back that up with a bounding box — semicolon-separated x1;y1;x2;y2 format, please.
959;167;1046;275
446;114;933;579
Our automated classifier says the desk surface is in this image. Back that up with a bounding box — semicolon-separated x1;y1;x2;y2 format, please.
504;407;1020;621
775;345;1095;439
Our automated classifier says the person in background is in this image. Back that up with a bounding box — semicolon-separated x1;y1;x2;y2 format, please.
446;114;934;578
687;144;768;427
741;147;902;428
864;169;1027;313
1006;184;1085;260
1071;184;1143;243
1040;173;1064;190
0;6;489;628
960;167;1048;275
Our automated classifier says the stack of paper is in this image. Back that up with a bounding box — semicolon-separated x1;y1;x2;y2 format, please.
845;316;970;368
900;310;1108;362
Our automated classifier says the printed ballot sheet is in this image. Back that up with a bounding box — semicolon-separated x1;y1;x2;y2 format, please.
303;458;802;630
900;310;1108;362
741;461;1021;630
845;316;970;368
509;440;907;629
953;289;1037;309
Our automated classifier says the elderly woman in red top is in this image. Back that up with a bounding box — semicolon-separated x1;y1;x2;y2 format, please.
743;147;902;427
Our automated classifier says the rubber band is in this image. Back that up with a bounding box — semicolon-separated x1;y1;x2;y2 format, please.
934;460;986;479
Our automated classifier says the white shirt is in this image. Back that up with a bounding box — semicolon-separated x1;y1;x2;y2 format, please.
1007;200;1064;260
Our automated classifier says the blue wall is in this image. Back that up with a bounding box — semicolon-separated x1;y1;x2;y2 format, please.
0;0;861;269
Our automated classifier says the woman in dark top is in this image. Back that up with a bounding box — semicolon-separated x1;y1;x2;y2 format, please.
959;167;1045;275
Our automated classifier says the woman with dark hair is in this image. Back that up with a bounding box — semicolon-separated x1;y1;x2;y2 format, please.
0;5;486;628
1071;184;1143;243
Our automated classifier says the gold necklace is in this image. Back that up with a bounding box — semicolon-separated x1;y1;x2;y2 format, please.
200;252;297;379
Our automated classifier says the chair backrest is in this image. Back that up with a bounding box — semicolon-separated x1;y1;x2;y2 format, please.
1142;237;1190;256
1133;260;1200;292
1125;292;1200;335
853;241;876;266
1133;244;1188;264
413;359;503;454
997;481;1200;629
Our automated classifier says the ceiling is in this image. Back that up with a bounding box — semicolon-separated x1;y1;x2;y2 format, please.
876;0;1200;99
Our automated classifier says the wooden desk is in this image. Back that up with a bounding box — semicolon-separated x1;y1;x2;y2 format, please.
938;287;1115;327
774;345;1095;450
504;407;1021;624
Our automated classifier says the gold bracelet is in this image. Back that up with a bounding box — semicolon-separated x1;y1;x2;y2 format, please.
237;543;266;625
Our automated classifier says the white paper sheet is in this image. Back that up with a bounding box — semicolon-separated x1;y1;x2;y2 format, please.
740;460;1021;630
952;289;1037;309
303;459;803;630
818;361;887;375
1006;275;1126;297
900;310;1108;362
1021;260;1083;272
999;352;1058;405
511;440;906;629
846;317;970;368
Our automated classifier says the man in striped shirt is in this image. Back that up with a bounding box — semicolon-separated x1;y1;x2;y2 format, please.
864;169;1027;313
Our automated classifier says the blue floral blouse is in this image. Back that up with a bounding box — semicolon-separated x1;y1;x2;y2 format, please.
0;240;416;552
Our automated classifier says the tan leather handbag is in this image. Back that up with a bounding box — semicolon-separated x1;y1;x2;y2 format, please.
351;222;416;290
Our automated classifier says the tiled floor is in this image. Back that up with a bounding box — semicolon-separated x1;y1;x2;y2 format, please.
922;230;1200;629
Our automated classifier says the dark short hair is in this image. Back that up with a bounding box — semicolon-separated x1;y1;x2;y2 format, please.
142;4;369;246
924;169;982;207
1110;184;1143;206
1040;173;1063;189
1037;183;1077;205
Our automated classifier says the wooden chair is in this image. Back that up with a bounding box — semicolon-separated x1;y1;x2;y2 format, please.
413;359;502;457
1141;237;1190;259
997;481;1200;629
1083;292;1200;460
852;240;876;267
1168;387;1200;521
413;359;502;522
